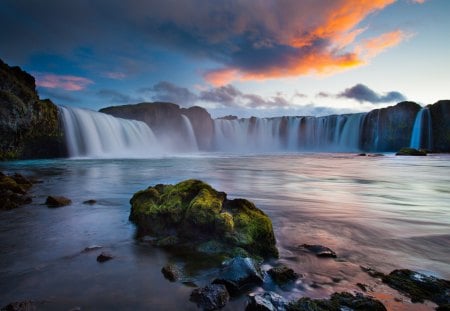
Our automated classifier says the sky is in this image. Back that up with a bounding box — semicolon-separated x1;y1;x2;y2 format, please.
1;0;449;118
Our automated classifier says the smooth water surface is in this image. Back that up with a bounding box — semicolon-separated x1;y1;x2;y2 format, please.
1;153;449;310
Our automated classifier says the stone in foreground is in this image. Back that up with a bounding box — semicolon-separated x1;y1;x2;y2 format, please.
268;265;299;285
45;195;71;208
190;284;230;311
299;244;337;258
382;269;450;308
246;291;288;311
161;263;182;282
129;179;278;258
287;292;386;311
395;147;427;156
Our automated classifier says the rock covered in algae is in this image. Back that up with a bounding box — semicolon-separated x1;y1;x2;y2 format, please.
129;179;278;258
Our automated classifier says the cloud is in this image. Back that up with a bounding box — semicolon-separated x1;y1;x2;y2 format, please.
102;71;127;80
1;0;407;85
199;85;242;106
97;89;142;104
34;73;93;91
338;83;406;103
140;81;198;106
316;92;332;98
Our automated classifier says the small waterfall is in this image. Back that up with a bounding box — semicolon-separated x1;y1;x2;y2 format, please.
59;106;160;158
410;108;432;150
181;115;199;151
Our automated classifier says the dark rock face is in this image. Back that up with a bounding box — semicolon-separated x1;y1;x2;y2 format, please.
360;101;421;152
100;102;214;150
246;291;288;311
395;147;427;156
267;265;299;285
287;292;387;311
190;284;230;310
1;300;37;311
382;269;450;308
129;179;278;259
0;59;66;160
299;244;337;258
429;100;450;152
0;172;33;210
45;195;72;207
212;257;263;296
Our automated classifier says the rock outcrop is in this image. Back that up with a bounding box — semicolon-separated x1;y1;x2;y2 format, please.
0;59;66;160
129;179;278;259
100;102;214;150
0;172;33;210
429;100;450;152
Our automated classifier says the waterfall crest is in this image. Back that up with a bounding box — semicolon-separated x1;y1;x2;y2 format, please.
59;106;160;158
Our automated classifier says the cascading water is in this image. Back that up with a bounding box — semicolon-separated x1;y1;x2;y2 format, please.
180;115;199;152
410;108;432;150
59;106;161;158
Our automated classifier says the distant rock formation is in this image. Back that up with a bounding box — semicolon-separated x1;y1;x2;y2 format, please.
429;100;450;152
0;59;66;160
100;102;214;150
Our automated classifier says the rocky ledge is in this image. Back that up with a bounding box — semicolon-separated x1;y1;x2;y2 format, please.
129;179;278;259
0;171;33;210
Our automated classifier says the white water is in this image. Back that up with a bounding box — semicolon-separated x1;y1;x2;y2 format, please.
181;114;199;152
59;106;161;158
410;108;432;150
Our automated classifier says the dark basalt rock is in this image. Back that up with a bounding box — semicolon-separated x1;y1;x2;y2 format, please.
0;172;33;210
161;263;182;282
299;244;337;258
287;292;386;311
190;284;230;311
129;179;278;259
45;195;72;207
96;252;114;262
267;265;299;285
246;291;288;311
83;199;97;205
360;266;385;279
430;100;450;152
382;269;450;308
395;147;427;156
212;257;263;296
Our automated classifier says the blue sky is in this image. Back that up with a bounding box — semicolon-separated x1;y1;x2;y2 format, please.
1;0;449;118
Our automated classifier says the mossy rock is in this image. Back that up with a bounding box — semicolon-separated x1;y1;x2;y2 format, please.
129;179;278;258
396;147;427;156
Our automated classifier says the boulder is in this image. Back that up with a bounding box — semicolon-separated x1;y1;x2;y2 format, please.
1;300;37;311
395;147;427;156
246;291;288;311
129;179;278;259
212;257;263;296
190;284;230;310
268;265;299;285
96;252;114;263
83;199;97;205
45;195;72;207
299;244;337;258
382;269;450;308
287;292;386;311
161;263;182;282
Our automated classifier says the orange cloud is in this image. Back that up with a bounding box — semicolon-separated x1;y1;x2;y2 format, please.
35;73;93;91
204;69;240;87
358;30;408;58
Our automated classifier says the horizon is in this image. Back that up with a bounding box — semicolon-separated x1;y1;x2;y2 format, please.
1;0;449;118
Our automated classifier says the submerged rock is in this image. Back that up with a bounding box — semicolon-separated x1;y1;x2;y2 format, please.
212;257;263;296
299;244;337;258
161;263;182;282
45;195;72;207
395;147;427;156
96;252;114;263
129;179;278;259
190;284;230;310
1;300;37;311
268;265;299;285
82;245;103;252
246;291;288;311
287;292;386;311
83;199;97;205
382;269;450;308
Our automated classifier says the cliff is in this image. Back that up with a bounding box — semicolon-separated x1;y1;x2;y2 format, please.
100;102;214;150
0;59;66;160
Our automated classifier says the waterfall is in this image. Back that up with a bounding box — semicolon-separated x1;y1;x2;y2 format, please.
181;115;199;152
59;106;160;158
410;108;432;150
212;113;366;152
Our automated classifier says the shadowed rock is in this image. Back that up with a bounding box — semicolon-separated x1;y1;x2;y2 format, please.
395;147;427;156
268;265;299;285
161;263;182;282
299;244;337;258
246;291;288;311
190;284;230;310
96;252;114;263
45;195;71;207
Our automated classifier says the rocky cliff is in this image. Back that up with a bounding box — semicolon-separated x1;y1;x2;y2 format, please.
100;102;214;150
429;100;450;152
0;59;66;160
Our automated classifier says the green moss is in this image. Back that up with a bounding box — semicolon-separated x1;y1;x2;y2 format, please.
129;179;278;259
396;147;427;156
